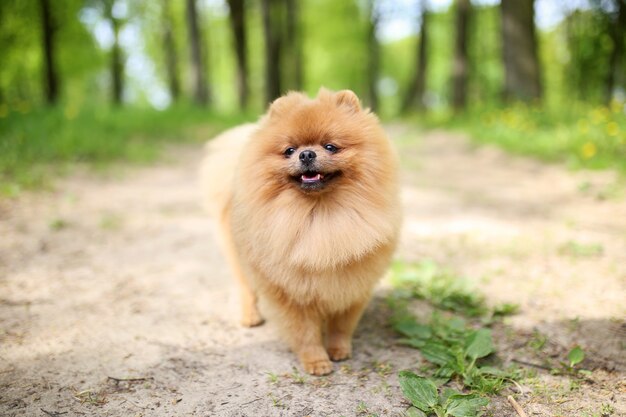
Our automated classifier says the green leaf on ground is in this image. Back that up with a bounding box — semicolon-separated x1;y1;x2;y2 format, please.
445;394;489;417
420;342;456;366
404;406;428;417
398;371;439;412
464;329;495;360
568;346;585;367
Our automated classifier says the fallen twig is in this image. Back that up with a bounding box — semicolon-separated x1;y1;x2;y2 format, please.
507;395;529;417
40;408;68;417
107;376;153;384
512;358;551;371
241;397;262;407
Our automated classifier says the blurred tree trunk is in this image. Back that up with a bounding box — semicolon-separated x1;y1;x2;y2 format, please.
162;0;180;102
227;0;249;109
104;1;124;105
366;0;380;112
39;0;59;104
501;0;542;102
401;0;429;113
452;0;470;111
186;0;209;106
262;0;282;104
606;0;626;103
285;0;303;91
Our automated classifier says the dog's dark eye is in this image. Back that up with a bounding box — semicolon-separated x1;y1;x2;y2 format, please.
284;147;296;157
324;144;339;153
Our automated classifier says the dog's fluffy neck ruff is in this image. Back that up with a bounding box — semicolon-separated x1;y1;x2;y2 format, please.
232;177;399;273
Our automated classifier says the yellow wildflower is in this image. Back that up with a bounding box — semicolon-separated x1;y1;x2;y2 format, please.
577;119;589;134
606;122;619;137
581;142;597;159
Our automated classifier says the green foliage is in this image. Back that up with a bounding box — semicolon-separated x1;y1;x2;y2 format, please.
393;313;513;395
420;102;626;174
399;371;489;417
391;260;521;415
467;5;502;106
567;346;585;368
302;0;368;97
0;0;103;106
558;241;604;258
562;10;614;103
0;105;250;195
390;260;488;317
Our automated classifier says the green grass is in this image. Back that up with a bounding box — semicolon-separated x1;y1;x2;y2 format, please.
389;260;521;416
390;260;518;320
0;104;252;196
414;101;626;174
389;260;596;416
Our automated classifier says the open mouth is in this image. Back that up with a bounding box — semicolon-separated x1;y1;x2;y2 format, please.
291;170;340;190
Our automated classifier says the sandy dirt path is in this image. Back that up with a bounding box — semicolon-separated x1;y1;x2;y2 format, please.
1;127;625;416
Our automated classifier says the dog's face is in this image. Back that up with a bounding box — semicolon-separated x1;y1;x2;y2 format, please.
282;132;346;193
248;89;390;197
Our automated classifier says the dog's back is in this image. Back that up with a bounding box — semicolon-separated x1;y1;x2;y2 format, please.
199;123;257;220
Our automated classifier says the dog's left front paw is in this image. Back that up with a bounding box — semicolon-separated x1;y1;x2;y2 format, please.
302;358;333;376
327;346;352;361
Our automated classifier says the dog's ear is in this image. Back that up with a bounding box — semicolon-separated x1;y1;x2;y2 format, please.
335;90;361;112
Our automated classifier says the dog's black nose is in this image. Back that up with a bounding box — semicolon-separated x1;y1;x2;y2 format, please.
299;150;316;163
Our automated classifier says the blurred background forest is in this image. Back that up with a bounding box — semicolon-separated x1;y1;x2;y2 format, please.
1;0;625;194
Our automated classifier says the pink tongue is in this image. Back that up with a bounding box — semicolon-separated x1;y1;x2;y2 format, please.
301;173;321;183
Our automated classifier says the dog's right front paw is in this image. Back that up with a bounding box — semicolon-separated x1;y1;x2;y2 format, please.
240;308;264;327
302;358;333;376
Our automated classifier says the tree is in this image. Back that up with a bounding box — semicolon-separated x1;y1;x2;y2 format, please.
227;0;248;109
103;0;124;105
402;0;429;113
501;0;542;102
162;0;180;102
452;0;470;110
366;0;380;112
606;0;626;102
285;0;303;91
186;0;209;106
261;0;283;104
39;0;59;104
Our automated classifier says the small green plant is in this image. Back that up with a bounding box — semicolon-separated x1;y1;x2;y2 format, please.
266;372;279;384
390;261;487;317
399;371;488;417
394;313;514;394
600;403;615;416
390;261;518;322
268;392;284;408
558;241;604;257
389;259;523;413
527;331;548;351
289;367;307;384
558;345;590;376
49;218;69;230
581;402;615;417
356;401;370;414
567;346;585;368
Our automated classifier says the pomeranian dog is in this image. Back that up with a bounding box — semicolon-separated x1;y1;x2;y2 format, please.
201;88;401;375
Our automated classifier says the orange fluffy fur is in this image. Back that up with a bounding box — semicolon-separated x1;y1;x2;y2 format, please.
201;89;401;375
